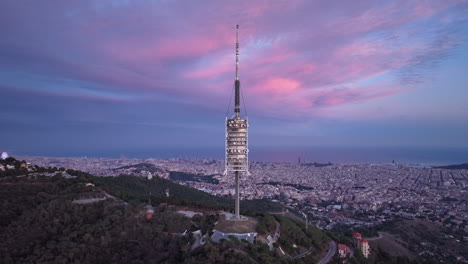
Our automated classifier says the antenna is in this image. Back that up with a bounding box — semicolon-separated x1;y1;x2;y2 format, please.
236;24;239;81
234;24;240;118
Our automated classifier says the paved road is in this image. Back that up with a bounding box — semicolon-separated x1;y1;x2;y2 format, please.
315;220;326;230
72;190;115;204
365;232;383;241
317;241;336;264
290;247;313;260
274;221;280;240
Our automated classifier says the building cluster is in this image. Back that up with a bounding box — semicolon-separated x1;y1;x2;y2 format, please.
352;232;370;258
0;160;34;172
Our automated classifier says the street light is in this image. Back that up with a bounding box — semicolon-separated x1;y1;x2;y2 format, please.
301;212;308;230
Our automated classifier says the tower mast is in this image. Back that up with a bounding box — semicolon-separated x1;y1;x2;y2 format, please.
234;24;241;220
225;24;249;221
234;24;240;118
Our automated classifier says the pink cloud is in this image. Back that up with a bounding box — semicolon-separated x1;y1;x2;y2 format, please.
2;0;466;120
251;77;302;96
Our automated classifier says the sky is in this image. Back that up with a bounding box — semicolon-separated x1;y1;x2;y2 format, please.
1;0;468;158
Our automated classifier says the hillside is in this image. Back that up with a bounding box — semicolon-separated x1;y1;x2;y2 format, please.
88;173;283;214
377;219;468;263
0;157;330;263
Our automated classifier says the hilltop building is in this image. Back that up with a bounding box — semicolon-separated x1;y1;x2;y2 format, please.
353;232;370;258
338;244;351;258
211;229;257;244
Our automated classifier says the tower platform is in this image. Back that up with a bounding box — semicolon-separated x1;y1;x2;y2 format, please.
216;211;257;233
212;212;258;244
226;215;248;221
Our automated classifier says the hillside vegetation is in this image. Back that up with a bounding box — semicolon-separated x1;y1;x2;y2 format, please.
0;157;329;264
88;173;283;214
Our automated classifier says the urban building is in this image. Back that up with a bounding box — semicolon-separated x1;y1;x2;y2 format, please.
353;232;370;258
338;243;351;258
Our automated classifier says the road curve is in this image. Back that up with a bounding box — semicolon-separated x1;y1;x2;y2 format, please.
290;247;313;260
365;231;383;241
317;241;336;264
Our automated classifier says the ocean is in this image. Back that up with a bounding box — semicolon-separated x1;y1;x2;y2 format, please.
28;146;467;166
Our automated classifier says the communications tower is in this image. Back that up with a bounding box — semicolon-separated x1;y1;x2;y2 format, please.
225;25;249;221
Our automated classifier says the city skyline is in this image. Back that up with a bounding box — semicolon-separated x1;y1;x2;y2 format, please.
1;0;468;157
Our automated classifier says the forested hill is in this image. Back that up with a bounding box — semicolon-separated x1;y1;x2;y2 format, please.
0;169;216;263
2;157;308;264
90;174;283;213
0;157;283;214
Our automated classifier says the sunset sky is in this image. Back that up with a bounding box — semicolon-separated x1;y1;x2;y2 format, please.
1;0;468;157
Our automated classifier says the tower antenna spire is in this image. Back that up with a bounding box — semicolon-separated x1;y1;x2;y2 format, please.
236;24;239;81
234;24;240;118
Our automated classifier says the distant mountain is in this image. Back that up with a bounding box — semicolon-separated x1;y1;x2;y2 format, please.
434;163;468;170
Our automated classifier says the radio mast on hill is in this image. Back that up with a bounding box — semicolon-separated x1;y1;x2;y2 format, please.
225;24;249;221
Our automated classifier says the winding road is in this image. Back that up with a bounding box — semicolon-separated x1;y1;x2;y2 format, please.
317;241;336;264
365;232;383;241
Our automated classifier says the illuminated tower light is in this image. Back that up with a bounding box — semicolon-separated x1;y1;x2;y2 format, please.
225;25;249;221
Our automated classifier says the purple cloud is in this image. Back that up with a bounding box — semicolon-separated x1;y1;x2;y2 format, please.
1;0;467;120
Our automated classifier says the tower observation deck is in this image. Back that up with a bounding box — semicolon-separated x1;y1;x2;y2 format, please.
225;25;249;221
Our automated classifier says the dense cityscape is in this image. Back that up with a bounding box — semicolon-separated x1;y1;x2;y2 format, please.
18;156;468;233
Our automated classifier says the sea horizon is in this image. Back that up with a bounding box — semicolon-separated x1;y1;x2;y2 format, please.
11;145;468;166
